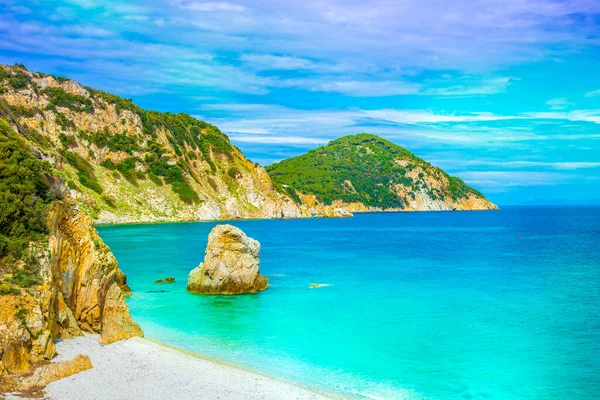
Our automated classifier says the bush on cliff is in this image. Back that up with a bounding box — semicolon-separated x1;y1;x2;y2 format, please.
0;118;54;261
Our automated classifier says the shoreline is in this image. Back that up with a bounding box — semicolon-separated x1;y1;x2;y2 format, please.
93;207;499;227
33;334;348;400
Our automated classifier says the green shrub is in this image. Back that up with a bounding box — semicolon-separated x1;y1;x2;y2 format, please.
59;133;77;148
102;157;141;185
54;112;76;131
102;195;116;208
64;151;103;194
0;118;54;260
148;173;163;186
42;87;93;113
170;180;199;204
0;283;20;295
89;131;140;154
228;167;241;179
207;177;218;191
8;73;28;90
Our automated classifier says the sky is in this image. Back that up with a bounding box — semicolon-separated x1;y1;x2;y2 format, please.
1;0;600;205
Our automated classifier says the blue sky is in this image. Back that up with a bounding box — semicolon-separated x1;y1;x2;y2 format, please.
1;0;600;205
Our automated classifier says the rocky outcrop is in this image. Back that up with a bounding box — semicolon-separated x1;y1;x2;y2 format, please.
187;225;267;294
297;194;355;218
99;284;143;345
47;200;142;342
3;354;92;391
155;277;175;284
0;199;142;389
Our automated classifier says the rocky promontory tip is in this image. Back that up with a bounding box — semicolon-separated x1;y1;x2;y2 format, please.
187;225;268;294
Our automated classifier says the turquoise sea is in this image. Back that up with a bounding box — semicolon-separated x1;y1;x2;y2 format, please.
97;207;600;399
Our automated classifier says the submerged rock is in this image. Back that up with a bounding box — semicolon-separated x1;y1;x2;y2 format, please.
154;277;176;284
309;283;332;289
187;225;268;294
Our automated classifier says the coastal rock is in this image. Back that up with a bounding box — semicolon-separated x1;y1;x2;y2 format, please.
187;225;268;294
155;277;176;284
56;292;83;338
18;354;92;388
0;199;142;385
99;283;143;345
2;354;92;392
1;343;31;375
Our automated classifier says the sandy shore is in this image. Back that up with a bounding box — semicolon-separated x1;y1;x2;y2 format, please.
29;334;339;400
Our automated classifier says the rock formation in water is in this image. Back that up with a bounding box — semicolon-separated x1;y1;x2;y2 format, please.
155;277;176;284
187;225;268;294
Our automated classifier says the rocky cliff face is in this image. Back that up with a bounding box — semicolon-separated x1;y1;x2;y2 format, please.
188;225;268;294
0;199;141;387
0;64;301;224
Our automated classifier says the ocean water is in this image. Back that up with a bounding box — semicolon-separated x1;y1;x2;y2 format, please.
97;207;600;399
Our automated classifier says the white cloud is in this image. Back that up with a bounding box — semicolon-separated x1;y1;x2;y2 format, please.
428;159;600;170
425;77;514;96
171;1;246;12
229;135;329;145
523;110;600;124
585;89;600;97
546;97;574;110
459;171;574;187
294;79;422;97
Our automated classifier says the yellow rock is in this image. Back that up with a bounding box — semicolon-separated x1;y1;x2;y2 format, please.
1;343;31;375
99;283;143;344
188;225;268;294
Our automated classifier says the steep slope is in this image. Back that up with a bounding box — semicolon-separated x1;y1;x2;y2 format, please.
0;118;140;389
267;134;497;212
0;64;300;224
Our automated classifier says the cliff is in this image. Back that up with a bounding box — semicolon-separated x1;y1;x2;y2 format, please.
0;64;301;224
267;134;498;212
0;199;142;391
0;119;141;391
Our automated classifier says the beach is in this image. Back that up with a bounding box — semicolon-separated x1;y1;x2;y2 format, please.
33;334;337;400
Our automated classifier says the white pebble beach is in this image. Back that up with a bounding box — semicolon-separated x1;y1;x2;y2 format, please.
35;334;339;400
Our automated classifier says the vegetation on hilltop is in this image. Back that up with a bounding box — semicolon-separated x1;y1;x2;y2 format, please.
267;133;487;209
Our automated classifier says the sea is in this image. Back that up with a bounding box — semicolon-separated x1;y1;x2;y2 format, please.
97;206;600;399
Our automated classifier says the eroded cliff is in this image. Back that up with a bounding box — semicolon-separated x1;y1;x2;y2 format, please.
0;199;141;390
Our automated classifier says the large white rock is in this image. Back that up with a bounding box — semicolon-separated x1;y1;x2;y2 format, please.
187;225;268;294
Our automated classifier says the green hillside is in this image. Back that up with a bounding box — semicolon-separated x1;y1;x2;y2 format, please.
267;133;492;210
0;63;298;223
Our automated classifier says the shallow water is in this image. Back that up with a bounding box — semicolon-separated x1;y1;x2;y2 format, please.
98;207;600;399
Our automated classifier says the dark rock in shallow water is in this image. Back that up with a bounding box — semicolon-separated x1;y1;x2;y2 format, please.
155;277;176;284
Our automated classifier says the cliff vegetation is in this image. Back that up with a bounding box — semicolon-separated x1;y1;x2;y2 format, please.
267;133;497;211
